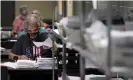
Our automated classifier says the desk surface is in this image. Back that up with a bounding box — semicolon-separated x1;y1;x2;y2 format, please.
1;66;59;80
7;67;58;71
2;66;104;75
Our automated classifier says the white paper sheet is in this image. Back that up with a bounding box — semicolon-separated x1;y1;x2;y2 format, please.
1;60;36;69
16;60;35;68
33;37;53;47
53;29;59;34
1;62;17;69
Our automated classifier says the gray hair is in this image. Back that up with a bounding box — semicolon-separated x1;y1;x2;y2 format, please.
23;14;41;31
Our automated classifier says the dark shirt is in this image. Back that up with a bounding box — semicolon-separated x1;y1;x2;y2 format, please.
11;32;52;60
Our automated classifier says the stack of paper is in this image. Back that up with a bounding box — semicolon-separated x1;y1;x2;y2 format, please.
1;62;17;69
1;59;57;69
1;60;36;69
16;60;35;68
36;58;55;69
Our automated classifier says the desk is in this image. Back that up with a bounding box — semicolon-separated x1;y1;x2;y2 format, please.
1;42;104;80
1;66;58;80
1;49;59;80
1;66;104;80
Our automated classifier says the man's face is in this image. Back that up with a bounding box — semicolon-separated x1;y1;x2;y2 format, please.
27;25;39;40
21;8;28;16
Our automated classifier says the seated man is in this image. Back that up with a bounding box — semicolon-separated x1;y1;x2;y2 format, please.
18;13;48;37
8;14;53;60
18;14;62;43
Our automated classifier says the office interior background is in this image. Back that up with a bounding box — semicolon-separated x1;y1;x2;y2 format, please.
1;1;133;80
1;1;133;29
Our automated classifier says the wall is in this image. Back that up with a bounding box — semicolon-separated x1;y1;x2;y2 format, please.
73;1;92;16
1;1;15;28
15;1;53;20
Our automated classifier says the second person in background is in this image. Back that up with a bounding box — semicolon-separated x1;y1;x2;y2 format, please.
31;10;52;32
12;5;28;38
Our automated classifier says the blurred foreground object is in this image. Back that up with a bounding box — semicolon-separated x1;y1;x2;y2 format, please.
55;9;133;78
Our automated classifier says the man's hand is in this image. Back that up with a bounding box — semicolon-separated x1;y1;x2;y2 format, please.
20;55;29;60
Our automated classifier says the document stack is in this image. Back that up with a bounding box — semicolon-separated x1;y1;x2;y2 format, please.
36;58;56;69
16;60;35;68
